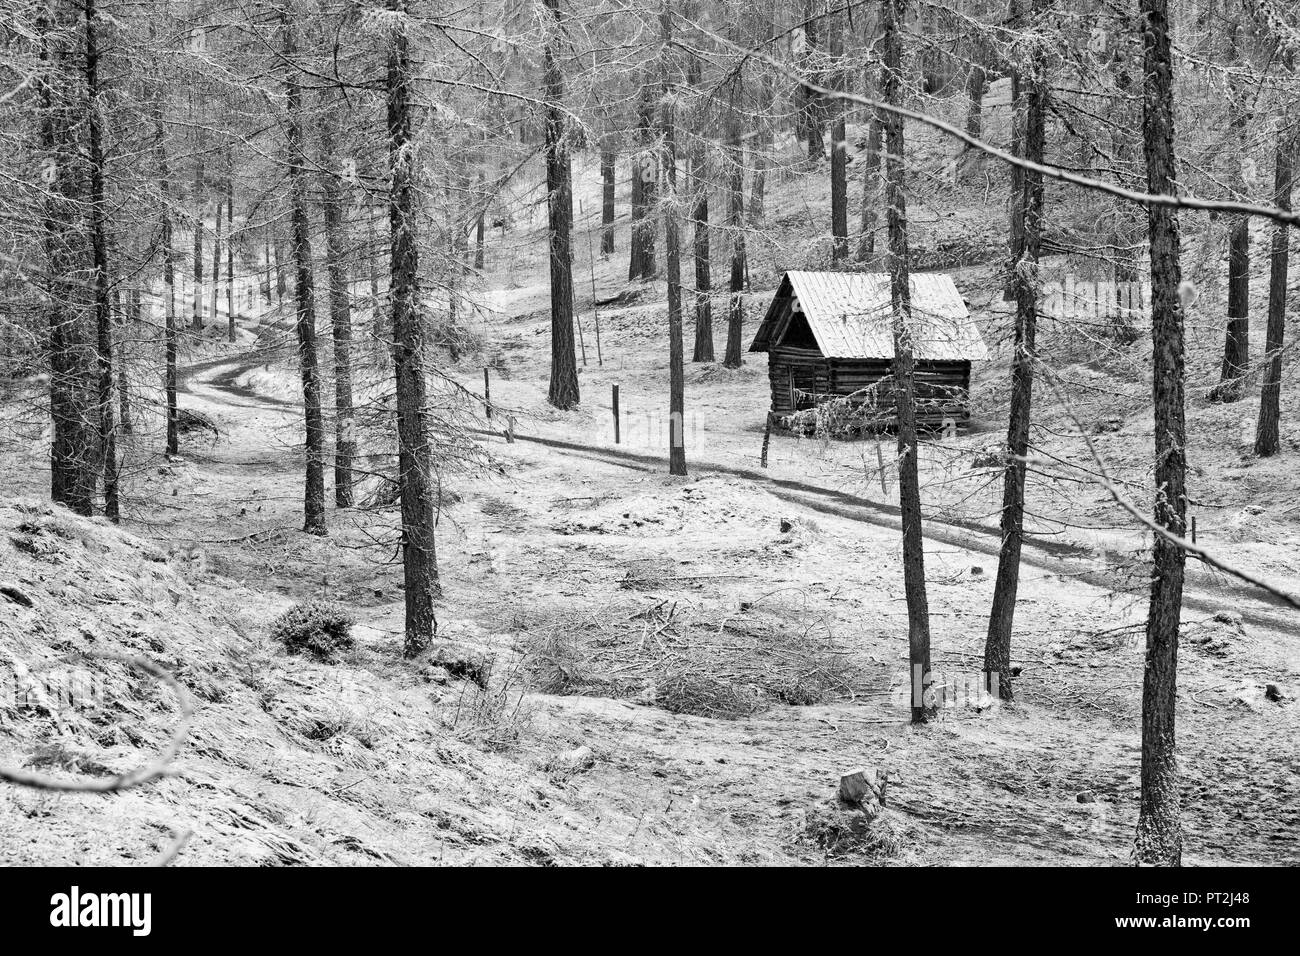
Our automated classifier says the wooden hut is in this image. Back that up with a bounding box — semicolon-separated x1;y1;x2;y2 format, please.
748;271;988;432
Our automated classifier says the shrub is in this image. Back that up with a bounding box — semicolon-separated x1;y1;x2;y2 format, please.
802;805;911;860
269;601;355;661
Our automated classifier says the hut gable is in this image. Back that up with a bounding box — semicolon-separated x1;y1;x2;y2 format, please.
749;270;988;361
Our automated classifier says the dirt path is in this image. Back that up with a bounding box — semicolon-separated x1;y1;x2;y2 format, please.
479;429;1299;635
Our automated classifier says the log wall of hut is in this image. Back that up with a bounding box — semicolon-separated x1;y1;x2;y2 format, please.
767;352;971;431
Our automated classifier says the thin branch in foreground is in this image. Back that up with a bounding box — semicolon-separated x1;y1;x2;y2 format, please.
1034;370;1300;613
152;827;194;867
0;654;197;793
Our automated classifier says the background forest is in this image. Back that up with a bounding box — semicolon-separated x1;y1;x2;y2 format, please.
0;0;1297;867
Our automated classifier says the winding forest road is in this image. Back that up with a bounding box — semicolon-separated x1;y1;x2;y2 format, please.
181;348;1299;635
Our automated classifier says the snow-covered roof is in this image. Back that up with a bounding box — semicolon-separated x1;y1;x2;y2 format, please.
749;270;989;361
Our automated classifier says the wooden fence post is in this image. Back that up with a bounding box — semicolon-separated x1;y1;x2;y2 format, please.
612;383;620;444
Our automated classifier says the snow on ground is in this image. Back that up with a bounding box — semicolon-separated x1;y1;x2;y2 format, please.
2;108;1298;865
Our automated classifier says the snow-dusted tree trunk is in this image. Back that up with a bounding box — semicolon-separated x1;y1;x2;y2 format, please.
543;0;579;410
386;0;439;656
40;0;96;515
320;115;356;507
1134;0;1186;867
881;0;934;725
85;0;118;522
283;13;326;536
984;0;1047;701
661;4;687;476
1256;121;1294;456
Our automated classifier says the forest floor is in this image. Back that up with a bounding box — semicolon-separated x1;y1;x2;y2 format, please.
1;108;1298;865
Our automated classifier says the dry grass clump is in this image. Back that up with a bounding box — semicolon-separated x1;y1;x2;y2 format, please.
442;654;533;752
654;671;764;719
802;805;913;861
509;594;864;719
269;601;355;661
526;629;625;697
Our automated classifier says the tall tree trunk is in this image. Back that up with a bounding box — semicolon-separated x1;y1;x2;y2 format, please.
210;194;222;330
283;15;326;536
881;0;934;725
263;224;273;305
628;80;658;280
119;290;135;434
369;209;384;356
1003;1;1027;300
86;0;118;522
1211;210;1253;403
320;116;356;507
965;62;986;138
856;8;884;262
798;0;826;161
154;72;179;457
692;159;714;362
275;237;287;304
857;116;883;262
543;0;579;409
747;6;774;224
192;148;204;330
687;47;713;363
474;168;486;271
227;160;236;342
1134;0;1186;867
600;144;616;255
1214;36;1251;401
829;6;848;261
1256;122;1294;456
387;0;439;656
1108;40;1142;343
723;82;746;370
1214;214;1250;400
40;2;95;515
983;0;1047;701
661;6;688;476
628;149;644;278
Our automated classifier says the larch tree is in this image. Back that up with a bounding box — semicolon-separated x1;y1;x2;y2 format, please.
191;120;204;330
856;7;883;263
686;37;713;363
1211;16;1254;403
796;0;825;162
1253;1;1296;454
661;4;688;477
40;0;96;516
319;109;356;507
722;50;746;370
85;0;118;522
628;77;658;280
880;0;934;725
543;0;579;410
1255;119;1294;456
282;10;326;536
600;138;616;255
153;39;179;458
386;0;439;657
226;148;236;342
983;0;1048;701
828;3;848;262
1133;0;1187;867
